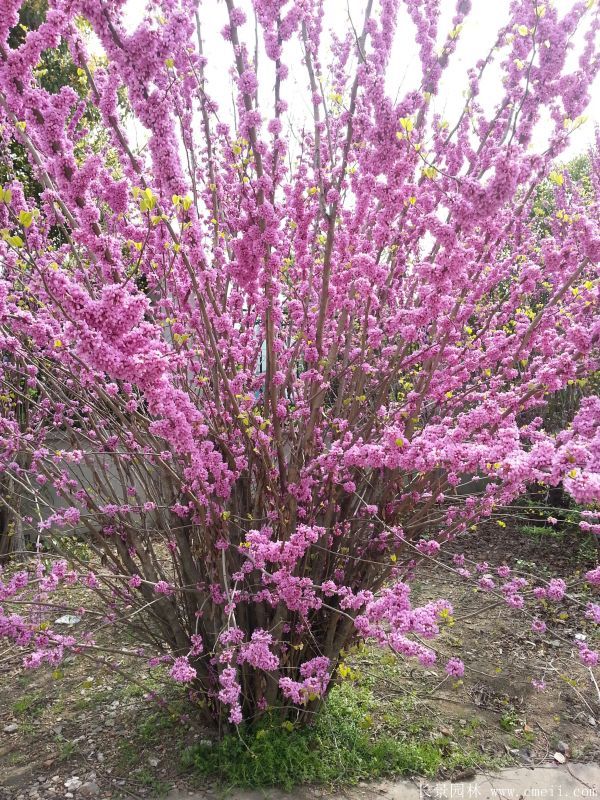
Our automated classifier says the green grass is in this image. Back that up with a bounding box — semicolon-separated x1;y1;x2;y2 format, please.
499;710;521;733
137;707;183;742
12;692;45;718
182;683;489;791
518;521;597;566
520;524;561;540
130;767;170;796
517;497;598;564
57;739;79;762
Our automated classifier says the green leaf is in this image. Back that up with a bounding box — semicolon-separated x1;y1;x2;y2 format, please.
19;210;34;228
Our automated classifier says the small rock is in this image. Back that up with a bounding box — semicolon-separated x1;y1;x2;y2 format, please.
3;723;18;733
589;716;597;727
553;751;566;764
79;781;100;797
148;757;159;767
64;777;82;791
54;615;81;626
517;748;533;765
556;740;570;755
451;768;476;782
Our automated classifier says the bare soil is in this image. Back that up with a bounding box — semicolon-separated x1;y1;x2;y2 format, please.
1;520;598;799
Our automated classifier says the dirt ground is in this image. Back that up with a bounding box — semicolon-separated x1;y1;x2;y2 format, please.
359;522;600;771
1;520;599;799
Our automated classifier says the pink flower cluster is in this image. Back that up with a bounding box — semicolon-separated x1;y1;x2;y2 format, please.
0;0;598;728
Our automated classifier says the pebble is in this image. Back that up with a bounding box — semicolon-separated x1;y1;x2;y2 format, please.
556;740;570;755
79;781;101;797
3;723;18;733
54;614;81;626
64;777;82;791
554;751;567;764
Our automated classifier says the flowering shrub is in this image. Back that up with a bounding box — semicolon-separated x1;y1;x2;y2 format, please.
0;0;599;729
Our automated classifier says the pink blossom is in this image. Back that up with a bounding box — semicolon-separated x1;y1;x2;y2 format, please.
585;603;600;624
578;646;599;667
445;658;465;678
170;656;196;683
238;629;278;671
585;567;600;587
546;579;566;602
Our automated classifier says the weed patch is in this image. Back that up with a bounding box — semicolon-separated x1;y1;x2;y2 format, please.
182;683;489;790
